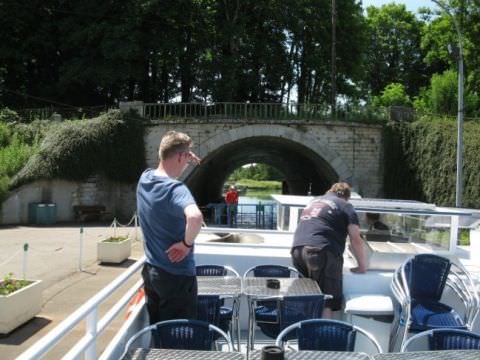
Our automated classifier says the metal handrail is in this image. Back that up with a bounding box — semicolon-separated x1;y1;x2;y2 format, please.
143;102;386;122
17;256;146;360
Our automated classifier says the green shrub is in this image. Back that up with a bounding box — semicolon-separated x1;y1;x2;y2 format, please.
11;110;145;188
430;70;457;116
384;118;480;208
0;135;38;177
0;176;9;203
373;83;411;107
0;273;32;295
414;70;480;117
0;108;21;123
0;122;11;147
13;120;52;145
102;236;129;243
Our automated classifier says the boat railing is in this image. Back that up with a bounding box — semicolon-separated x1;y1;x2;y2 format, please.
16;227;290;360
17;256;146;360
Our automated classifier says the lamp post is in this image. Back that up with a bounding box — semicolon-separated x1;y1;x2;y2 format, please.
432;0;464;207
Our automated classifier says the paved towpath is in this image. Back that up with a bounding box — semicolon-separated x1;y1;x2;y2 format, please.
0;224;145;359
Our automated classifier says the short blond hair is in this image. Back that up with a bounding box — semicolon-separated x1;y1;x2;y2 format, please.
327;182;351;200
158;131;192;160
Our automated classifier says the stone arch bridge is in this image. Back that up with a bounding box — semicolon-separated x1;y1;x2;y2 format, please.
139;102;384;206
0;103;384;224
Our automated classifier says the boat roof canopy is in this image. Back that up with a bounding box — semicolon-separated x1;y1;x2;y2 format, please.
271;194;475;217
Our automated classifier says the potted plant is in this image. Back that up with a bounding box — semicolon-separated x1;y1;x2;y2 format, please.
0;273;43;334
97;235;131;264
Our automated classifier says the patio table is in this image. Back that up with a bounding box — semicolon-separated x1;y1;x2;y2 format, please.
248;350;372;360
123;348;245;360
373;350;480;360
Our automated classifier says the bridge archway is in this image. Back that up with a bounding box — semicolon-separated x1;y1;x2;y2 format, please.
183;125;355;205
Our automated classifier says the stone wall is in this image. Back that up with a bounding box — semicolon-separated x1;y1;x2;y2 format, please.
0;177;137;225
144;120;383;197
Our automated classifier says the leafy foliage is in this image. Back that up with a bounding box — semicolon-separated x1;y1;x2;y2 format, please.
233;179;281;191
0;135;38;178
384;117;480;208
0;108;21;123
364;3;431;97
0;110;44;202
414;70;480;117
229;163;284;182
0;273;32;296
11;110;145;188
373;83;411;107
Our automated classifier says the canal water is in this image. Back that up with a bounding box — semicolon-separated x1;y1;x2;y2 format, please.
238;190;277;204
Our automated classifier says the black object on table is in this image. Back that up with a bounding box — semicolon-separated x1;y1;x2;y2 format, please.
262;345;284;360
266;279;281;289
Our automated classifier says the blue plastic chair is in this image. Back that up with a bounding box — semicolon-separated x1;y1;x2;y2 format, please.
243;264;301;278
244;264;302;329
195;265;240;337
255;295;325;340
390;254;479;351
121;319;232;358
197;294;222;327
275;319;383;353
401;328;480;352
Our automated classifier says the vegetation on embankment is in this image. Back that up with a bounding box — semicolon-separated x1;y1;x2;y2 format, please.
0;109;145;203
233;179;281;191
228;163;282;191
0;109;50;202
384;116;480;208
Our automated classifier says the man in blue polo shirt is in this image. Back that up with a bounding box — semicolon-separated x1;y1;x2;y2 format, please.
291;182;367;318
137;130;203;324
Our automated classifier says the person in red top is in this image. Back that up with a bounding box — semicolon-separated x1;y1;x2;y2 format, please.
225;185;239;226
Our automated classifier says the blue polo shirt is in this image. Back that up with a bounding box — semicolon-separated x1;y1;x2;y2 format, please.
137;169;196;275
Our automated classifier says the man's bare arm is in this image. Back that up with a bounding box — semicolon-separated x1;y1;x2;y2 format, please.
348;224;368;273
166;204;203;263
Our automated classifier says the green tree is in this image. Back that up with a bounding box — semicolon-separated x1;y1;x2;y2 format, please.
421;0;480;108
373;83;411;107
365;4;430;97
414;69;480;116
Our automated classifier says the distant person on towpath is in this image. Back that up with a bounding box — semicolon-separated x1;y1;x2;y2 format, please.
290;182;368;318
137;130;203;325
225;184;239;226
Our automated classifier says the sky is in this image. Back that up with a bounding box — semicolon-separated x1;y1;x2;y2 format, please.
361;0;435;13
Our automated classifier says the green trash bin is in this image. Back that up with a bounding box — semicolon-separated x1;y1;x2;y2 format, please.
28;203;57;225
28;202;40;224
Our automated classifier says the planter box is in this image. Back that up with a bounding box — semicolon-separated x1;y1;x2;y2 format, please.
0;279;43;334
97;237;132;264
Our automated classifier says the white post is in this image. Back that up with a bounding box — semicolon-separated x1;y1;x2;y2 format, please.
450;215;459;253
22;243;29;280
79;227;84;271
113;218;117;238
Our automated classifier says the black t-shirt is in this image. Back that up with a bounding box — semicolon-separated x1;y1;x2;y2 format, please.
292;193;359;256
